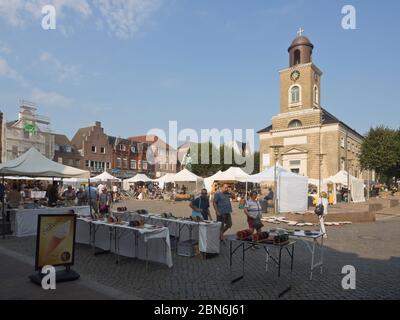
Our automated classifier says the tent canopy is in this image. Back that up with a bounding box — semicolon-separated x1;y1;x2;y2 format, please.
325;170;357;186
213;167;250;183
126;174;154;183
165;169;203;183
91;171;121;182
0;148;90;179
247;165;288;183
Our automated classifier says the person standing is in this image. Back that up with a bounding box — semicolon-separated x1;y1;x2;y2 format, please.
213;183;233;241
62;186;76;207
76;187;87;206
190;189;211;220
317;192;329;238
46;182;60;207
112;184;118;202
98;187;112;216
244;191;263;234
7;184;22;209
85;184;98;214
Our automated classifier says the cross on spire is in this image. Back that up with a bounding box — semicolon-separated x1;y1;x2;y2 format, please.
297;27;304;37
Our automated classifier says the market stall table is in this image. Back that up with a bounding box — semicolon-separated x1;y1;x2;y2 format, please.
76;218;173;268
9;206;91;237
227;235;296;298
287;230;325;280
139;213;221;255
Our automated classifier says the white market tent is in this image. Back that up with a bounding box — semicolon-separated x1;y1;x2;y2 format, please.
246;165;287;183
166;169;203;183
0;148;90;179
0;148;91;238
216;167;250;183
248;165;308;213
277;171;309;213
204;171;223;193
155;173;176;189
123;174;154;191
126;174;154;183
91;171;121;182
162;169;204;193
325;170;365;203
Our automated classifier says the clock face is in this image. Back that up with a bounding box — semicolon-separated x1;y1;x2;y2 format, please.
291;70;300;81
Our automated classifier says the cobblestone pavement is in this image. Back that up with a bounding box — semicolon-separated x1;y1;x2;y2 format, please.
1;200;399;300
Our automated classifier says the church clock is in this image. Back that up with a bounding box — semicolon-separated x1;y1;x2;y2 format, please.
291;70;300;81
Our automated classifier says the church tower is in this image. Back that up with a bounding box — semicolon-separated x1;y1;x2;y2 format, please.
258;29;365;183
273;29;323;130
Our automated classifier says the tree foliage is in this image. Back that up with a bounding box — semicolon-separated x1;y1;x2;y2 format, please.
188;142;260;177
360;126;400;184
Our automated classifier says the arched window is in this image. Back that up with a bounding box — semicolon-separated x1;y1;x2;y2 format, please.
313;85;319;104
294;50;301;65
290;85;300;104
288;119;302;128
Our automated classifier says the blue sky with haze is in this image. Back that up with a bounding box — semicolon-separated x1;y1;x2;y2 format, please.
0;0;399;146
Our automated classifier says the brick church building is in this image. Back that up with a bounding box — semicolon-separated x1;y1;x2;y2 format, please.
258;30;365;180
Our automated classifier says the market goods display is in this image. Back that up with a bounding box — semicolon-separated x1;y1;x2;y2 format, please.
129;217;145;227
107;216;117;224
273;234;289;245
236;229;253;240
117;207;127;212
135;209;149;215
161;212;176;219
190;216;204;222
252;231;270;242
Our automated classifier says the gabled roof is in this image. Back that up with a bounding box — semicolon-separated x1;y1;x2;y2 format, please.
128;135;175;151
108;136;134;147
257;125;272;134
71;126;92;149
54;134;71;146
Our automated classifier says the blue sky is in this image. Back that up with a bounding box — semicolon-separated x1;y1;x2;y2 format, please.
0;0;399;146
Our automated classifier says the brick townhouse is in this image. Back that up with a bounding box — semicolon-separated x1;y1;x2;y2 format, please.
53;134;83;168
71;121;113;176
108;136;153;179
128;135;177;178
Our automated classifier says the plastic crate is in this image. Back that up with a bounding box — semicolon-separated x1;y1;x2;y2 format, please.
177;240;199;257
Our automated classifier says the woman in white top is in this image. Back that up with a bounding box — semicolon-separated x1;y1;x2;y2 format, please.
317;192;329;238
244;191;264;233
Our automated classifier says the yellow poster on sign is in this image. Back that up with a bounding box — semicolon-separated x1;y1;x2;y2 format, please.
35;214;76;270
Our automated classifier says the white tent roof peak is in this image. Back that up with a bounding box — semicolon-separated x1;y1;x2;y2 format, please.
0;147;90;178
91;171;121;182
126;174;154;183
165;169;203;183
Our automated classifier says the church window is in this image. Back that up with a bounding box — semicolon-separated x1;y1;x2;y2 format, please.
313;85;319;104
294;50;301;65
340;137;345;148
290;85;300;104
288;119;302;128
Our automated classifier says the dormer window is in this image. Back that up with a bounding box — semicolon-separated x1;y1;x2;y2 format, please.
288;119;302;128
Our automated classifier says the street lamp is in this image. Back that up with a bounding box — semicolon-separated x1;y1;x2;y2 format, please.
347;158;354;203
316;153;326;195
270;145;283;215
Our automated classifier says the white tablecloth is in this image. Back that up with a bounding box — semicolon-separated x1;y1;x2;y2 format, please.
76;218;173;268
142;214;221;254
10;206;91;237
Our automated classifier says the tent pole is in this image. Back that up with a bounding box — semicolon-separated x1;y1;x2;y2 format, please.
88;179;92;218
2;174;5;239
